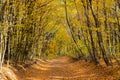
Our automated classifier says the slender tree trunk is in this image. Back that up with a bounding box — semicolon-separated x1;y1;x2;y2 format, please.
88;0;111;66
64;0;84;58
81;0;100;64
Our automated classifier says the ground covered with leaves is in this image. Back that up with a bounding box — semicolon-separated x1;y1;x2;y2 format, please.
13;57;120;80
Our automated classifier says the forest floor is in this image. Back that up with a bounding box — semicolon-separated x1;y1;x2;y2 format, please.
14;57;120;80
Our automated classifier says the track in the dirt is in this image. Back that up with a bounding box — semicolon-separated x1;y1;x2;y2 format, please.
15;57;118;80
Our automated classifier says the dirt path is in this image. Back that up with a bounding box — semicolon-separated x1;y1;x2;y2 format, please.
15;57;120;80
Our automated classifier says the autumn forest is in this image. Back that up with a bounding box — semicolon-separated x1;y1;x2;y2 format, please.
0;0;120;80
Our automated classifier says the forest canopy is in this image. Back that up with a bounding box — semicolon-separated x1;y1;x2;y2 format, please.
0;0;120;71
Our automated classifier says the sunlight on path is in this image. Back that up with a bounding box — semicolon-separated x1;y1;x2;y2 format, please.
15;57;119;80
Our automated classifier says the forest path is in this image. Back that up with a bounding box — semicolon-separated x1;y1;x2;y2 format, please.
15;57;119;80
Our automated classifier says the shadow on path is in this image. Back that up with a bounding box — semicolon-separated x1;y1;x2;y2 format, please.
15;57;119;80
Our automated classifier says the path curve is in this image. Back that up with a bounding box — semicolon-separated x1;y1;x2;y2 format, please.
15;57;119;80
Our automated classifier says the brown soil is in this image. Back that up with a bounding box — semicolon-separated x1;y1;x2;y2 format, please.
14;57;120;80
